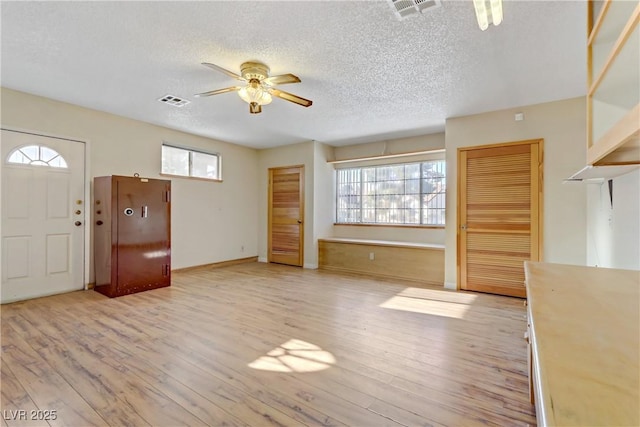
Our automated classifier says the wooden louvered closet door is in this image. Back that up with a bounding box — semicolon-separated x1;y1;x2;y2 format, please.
268;165;304;266
458;140;542;298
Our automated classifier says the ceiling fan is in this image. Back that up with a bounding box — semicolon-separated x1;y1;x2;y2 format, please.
195;61;313;114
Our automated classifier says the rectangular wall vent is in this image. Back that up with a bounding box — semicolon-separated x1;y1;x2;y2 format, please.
388;0;441;20
158;95;190;107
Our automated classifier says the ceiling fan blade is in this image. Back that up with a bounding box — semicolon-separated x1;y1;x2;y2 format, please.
269;88;312;107
194;86;241;97
201;62;245;81
263;73;301;86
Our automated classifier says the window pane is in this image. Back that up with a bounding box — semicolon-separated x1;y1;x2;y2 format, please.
8;150;30;164
404;194;420;209
335;159;446;226
20;145;38;161
337;169;360;221
405;208;420;224
405;179;420;194
387;180;403;196
422;158;446;225
49;156;68;168
192;151;219;179
338;169;360;195
362;195;375;209
162;145;189;176
40;146;58;162
362;168;376;182
377;194;391;209
388;164;404;180
376;208;390;223
362;180;375;196
405;163;420;179
362;208;375;223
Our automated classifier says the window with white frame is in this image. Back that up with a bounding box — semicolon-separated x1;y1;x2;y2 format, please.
161;143;221;181
336;160;446;226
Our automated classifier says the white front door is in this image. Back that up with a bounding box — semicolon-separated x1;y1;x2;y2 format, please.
1;129;86;303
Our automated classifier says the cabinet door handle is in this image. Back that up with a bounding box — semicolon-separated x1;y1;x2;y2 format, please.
142;206;148;218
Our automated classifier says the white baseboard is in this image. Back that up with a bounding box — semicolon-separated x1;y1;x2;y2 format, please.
444;281;457;290
258;257;268;263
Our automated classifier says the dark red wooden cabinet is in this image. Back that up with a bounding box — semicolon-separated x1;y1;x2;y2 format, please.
93;175;171;297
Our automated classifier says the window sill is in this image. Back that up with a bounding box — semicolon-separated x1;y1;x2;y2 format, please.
334;223;444;230
160;173;223;183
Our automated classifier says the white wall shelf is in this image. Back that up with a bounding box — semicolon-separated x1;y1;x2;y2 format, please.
587;1;640;166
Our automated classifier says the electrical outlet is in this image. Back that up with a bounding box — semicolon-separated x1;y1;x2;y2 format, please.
369;252;375;261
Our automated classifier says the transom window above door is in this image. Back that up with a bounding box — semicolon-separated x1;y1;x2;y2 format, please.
7;145;68;168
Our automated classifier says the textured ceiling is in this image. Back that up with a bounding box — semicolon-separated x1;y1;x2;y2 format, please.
1;1;586;149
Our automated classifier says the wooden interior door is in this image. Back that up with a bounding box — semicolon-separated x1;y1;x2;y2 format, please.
458;140;542;298
268;166;304;266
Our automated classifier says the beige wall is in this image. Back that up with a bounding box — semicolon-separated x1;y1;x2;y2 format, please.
1;87;259;282
313;142;336;256
586;169;640;270
332;133;445;161
444;97;587;289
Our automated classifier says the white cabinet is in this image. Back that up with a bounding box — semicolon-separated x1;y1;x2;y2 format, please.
587;1;640;165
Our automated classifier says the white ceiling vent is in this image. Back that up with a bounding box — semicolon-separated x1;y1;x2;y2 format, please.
387;0;442;20
158;95;190;107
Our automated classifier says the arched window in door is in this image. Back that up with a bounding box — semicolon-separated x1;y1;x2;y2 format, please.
6;145;68;168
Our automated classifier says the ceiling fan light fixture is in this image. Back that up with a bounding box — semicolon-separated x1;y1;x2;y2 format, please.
238;79;272;107
489;0;503;25
473;0;502;31
249;102;262;114
197;60;311;114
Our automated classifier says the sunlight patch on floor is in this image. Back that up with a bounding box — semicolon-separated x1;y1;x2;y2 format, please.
379;287;478;319
248;339;336;373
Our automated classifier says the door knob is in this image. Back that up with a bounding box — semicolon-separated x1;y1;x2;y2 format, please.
75;221;82;226
297;219;302;224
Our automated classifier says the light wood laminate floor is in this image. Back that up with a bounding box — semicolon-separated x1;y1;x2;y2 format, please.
1;262;536;426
